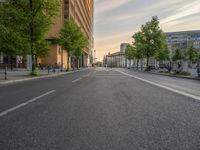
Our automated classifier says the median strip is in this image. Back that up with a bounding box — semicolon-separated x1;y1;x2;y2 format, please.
0;90;55;117
116;70;200;101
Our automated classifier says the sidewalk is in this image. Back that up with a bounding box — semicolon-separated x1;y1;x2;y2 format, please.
0;68;88;85
127;68;200;81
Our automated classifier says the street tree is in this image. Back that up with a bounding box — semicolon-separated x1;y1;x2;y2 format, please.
132;31;144;70
138;16;167;70
0;24;29;56
125;44;135;68
0;0;61;73
0;3;29;56
172;48;185;61
34;39;51;59
57;19;82;71
187;46;199;64
155;48;169;62
155;46;170;68
75;31;88;70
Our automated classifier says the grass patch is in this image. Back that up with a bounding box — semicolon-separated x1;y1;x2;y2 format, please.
172;71;191;76
28;70;39;77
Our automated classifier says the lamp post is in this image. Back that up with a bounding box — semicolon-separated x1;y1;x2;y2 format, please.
94;50;97;67
4;63;7;80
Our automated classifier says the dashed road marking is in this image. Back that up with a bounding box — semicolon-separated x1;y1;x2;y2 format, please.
0;90;55;117
72;77;82;83
83;73;91;78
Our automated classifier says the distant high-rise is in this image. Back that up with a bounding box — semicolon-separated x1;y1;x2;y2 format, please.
43;0;94;68
120;43;129;53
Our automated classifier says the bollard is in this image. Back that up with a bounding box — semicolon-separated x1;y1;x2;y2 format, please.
5;63;7;80
47;66;50;75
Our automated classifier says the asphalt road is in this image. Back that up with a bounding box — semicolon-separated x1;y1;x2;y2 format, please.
0;68;200;150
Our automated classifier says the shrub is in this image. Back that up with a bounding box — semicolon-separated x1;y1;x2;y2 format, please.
179;71;191;76
29;70;39;76
172;71;191;76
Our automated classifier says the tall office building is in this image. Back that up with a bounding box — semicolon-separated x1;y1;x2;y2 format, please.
166;30;200;56
43;0;94;68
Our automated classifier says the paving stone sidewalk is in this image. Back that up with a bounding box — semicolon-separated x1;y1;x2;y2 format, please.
0;68;86;85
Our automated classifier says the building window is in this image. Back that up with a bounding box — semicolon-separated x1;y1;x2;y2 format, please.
64;0;69;4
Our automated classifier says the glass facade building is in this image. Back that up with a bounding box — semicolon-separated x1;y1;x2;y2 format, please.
166;30;200;55
43;0;94;68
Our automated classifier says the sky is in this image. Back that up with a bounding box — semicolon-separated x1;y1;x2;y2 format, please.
94;0;200;61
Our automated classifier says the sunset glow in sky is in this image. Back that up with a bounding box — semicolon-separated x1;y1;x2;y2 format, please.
94;0;200;61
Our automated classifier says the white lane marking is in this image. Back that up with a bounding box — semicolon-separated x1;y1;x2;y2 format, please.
83;73;91;78
0;90;55;117
72;77;82;83
116;70;200;101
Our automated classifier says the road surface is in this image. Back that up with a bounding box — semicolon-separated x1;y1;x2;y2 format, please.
0;68;200;150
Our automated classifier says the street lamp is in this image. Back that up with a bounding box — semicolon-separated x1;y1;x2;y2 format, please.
94;50;96;64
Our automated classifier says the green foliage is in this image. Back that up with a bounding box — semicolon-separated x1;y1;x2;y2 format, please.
34;39;51;58
0;0;61;71
96;61;102;67
75;31;88;69
132;16;168;68
0;24;29;55
172;48;185;61
0;3;29;55
125;44;135;60
57;19;88;70
29;70;39;76
75;28;88;58
58;19;80;54
179;71;191;76
187;46;199;64
132;31;144;60
172;71;191;76
155;48;170;61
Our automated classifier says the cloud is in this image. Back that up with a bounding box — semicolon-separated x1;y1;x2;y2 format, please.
94;0;200;61
95;0;132;14
96;31;133;43
160;0;200;24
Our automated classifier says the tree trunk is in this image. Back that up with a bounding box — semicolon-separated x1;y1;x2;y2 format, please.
35;55;38;67
61;48;63;71
11;56;13;71
137;59;139;70
141;59;143;71
31;51;35;72
77;57;80;70
146;57;149;70
67;49;70;71
30;0;35;72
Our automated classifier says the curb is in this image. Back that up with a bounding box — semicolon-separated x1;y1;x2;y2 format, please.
150;72;200;81
0;68;89;86
126;68;200;81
